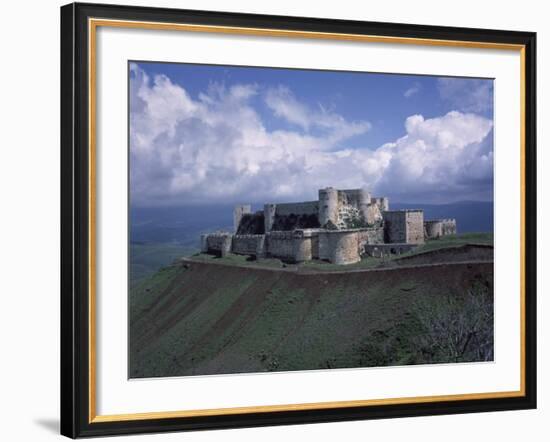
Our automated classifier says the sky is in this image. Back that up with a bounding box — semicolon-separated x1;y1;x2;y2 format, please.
129;61;494;207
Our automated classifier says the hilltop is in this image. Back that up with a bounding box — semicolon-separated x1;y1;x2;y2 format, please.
129;240;493;378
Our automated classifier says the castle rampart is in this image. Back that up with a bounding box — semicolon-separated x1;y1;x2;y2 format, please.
203;187;456;265
424;219;457;239
201;232;233;257
232;234;266;257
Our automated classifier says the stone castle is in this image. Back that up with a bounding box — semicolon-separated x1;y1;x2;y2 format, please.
201;188;457;265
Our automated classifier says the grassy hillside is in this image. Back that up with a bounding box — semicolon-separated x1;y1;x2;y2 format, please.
130;242;197;287
129;259;493;378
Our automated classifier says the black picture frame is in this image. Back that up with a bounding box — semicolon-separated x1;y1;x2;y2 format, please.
61;2;537;438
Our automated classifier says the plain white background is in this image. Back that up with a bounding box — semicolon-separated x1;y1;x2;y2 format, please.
0;0;546;440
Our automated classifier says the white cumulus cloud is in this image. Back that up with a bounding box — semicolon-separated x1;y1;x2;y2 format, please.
129;64;493;206
375;112;493;202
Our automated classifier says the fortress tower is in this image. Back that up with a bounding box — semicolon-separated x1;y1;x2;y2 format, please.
353;188;372;223
318;187;339;227
263;203;277;233
233;205;251;233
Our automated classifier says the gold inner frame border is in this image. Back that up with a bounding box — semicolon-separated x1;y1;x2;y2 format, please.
87;17;527;424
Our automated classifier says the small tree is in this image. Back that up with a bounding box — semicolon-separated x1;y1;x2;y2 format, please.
412;284;494;363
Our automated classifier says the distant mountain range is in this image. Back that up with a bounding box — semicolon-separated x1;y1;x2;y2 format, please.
131;205;234;246
131;200;493;246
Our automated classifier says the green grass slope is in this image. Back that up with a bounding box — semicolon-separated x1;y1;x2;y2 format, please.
130;258;493;378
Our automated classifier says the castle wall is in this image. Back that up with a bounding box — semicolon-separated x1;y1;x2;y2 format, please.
233;205;251;233
311;234;320;259
201;189;448;265
383;211;407;243
383;210;424;244
363;203;383;225
232;234;265;257
264;230;320;262
441;219;457;236
340;189;371;207
406;210;425;244
356;226;384;245
203;233;233;257
264;202;319;232
265;231;298;261
424;220;443;239
293;233;313;262
337;204;363;229
318;231;329;261
320;188;385;229
424;219;457;239
236;212;265;235
318;230;361;265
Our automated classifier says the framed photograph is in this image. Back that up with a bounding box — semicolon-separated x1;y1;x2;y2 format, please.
60;2;536;438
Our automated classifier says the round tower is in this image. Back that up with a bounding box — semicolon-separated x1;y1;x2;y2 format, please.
326;230;360;265
318;187;339;227
358;188;371;222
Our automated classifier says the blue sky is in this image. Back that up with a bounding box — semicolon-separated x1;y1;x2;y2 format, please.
130;61;494;207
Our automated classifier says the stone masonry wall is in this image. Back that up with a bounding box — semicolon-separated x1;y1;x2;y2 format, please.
383;210;424;244
318;188;339;227
424;219;457;239
264;201;320;232
357;226;384;245
265;230;317;262
203;233;233;257
265;231;298;261
406;210;425;244
441;219;457;236
424;220;443;239
383;211;407;243
233;205;251;233
318;230;361;265
232;235;265;256
293;236;313;262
